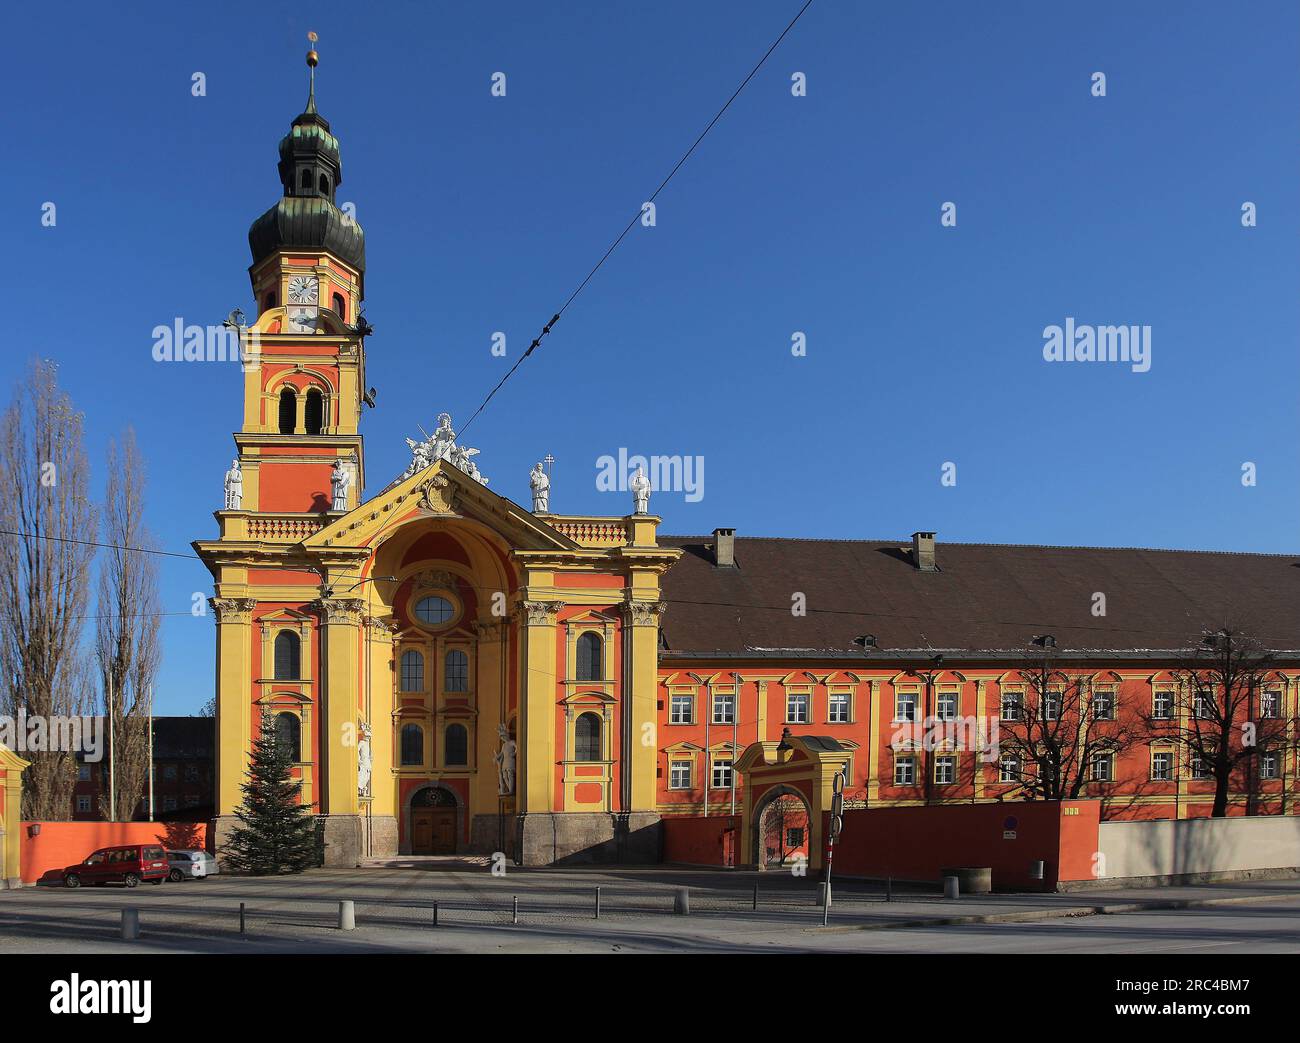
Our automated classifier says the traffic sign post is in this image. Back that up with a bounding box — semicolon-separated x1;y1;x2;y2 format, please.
822;767;847;926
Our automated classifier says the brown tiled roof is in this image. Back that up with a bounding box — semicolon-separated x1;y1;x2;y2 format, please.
657;535;1300;660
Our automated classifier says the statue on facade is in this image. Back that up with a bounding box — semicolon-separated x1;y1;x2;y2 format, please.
330;459;352;512
529;462;550;513
430;412;456;462
357;720;372;799
494;723;517;796
630;464;651;514
400;412;490;485
224;458;243;510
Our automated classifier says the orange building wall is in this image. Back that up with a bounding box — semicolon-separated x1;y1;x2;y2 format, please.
21;821;210;884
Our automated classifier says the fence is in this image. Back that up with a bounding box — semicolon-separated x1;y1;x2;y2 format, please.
1095;815;1300;885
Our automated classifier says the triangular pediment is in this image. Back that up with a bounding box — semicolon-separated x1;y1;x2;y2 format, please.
302;459;580;554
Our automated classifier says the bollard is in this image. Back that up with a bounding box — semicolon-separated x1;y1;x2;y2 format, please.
752;884;758;911
818;882;832;908
239;902;246;937
120;908;139;941
595;886;601;920
432;901;438;928
512;896;519;924
1029;859;1045;881
943;875;960;900
886;877;893;903
338;900;356;931
674;887;690;915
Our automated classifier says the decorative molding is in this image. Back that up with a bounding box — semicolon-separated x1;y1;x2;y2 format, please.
410;568;456;591
315;597;365;625
418;474;457;514
210;597;257;624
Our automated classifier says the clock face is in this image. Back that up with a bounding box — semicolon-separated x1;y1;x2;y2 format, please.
288;307;319;333
287;275;318;305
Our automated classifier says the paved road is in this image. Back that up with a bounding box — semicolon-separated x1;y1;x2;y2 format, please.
1;867;1298;953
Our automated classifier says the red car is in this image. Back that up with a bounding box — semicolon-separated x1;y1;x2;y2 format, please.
63;845;169;888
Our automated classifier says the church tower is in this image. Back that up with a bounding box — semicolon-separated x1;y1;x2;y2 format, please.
239;38;368;515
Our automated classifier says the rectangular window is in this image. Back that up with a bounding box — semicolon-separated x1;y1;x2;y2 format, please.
786;692;809;724
894;755;916;786
711;692;735;725
827;691;850;723
1000;690;1022;721
1193;692;1214;720
711;758;732;789
1261;751;1280;780
164;765;178;781
999;757;1020;784
1152;691;1174;720
76;795;91;813
1151;750;1174;781
936;691;957;720
1261;690;1282;720
786;827;804;848
669;694;694;725
1092;690;1114;721
1191;753;1212;780
669;759;692;789
895;691;918;722
184;764;199;782
1091;752;1113;782
77;764;90;782
934;754;956;786
1041;692;1061;721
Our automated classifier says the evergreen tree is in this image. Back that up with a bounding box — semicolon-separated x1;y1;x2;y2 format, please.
224;710;318;874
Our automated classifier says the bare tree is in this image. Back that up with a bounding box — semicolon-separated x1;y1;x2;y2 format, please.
1148;626;1287;818
0;360;95;819
997;645;1139;802
96;428;161;821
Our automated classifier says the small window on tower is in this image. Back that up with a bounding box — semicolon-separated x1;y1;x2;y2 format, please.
332;292;346;321
319;174;330;195
304;389;324;435
278;388;296;434
264;291;276;312
299;168;313;191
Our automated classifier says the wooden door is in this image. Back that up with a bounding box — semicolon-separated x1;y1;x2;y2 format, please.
411;808;456;854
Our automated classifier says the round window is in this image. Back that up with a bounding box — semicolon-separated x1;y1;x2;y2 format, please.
414;594;455;626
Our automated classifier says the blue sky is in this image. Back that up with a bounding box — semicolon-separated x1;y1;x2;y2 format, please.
4;0;1298;712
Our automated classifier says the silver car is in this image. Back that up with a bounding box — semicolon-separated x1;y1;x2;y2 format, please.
166;849;220;882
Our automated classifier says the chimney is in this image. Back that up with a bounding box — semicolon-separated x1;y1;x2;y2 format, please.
911;531;937;572
712;527;736;568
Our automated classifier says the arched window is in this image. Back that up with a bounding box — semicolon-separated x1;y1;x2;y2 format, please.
413;595;455;627
319;173;330;195
299;168;312;191
274;712;301;762
400;724;424;766
332;292;346;320
264;291;276;311
445;724;468;766
278;387;296;434
576;632;602;681
445;649;468;692
400;650;425;692
575;712;601;762
273;631;301;680
304;388;324;435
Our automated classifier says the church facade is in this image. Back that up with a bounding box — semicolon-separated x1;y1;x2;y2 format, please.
198;58;1300;869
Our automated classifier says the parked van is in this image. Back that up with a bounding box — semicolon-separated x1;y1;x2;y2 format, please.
63;845;169;888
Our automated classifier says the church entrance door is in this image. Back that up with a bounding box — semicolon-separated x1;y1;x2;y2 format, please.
411;807;456;854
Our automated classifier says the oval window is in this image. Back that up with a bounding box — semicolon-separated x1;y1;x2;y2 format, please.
414;595;455;626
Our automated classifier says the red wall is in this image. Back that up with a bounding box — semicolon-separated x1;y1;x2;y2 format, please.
828;800;1100;890
662;814;738;866
21;821;210;884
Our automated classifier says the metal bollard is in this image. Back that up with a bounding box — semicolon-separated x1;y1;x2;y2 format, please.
239;902;246;936
943;875;960;900
512;896;519;924
339;900;356;931
120;908;139;941
595;886;601;920
752;884;758;911
1029;859;1045;881
432;901;438;928
674;887;690;915
886;877;893;903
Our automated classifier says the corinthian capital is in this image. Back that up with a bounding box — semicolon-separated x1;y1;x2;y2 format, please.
520;600;565;626
625;599;666;627
210;597;257;624
315;597;365;625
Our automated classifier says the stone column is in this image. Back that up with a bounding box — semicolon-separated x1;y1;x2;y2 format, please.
211;596;256;857
318;596;364;865
515;600;562;864
362;614;399;858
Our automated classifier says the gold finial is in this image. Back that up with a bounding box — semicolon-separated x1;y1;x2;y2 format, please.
306;30;319;67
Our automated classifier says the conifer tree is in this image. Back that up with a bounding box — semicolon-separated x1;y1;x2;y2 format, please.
224;710;318;874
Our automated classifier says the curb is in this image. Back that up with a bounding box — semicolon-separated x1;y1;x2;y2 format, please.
807;890;1293;932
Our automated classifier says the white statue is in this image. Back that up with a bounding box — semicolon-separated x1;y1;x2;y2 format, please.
330;459;352;512
494;723;517;796
357;720;372;798
630;464;651;514
430;412;456;462
530;463;550;513
224;459;243;510
400;412;490;485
